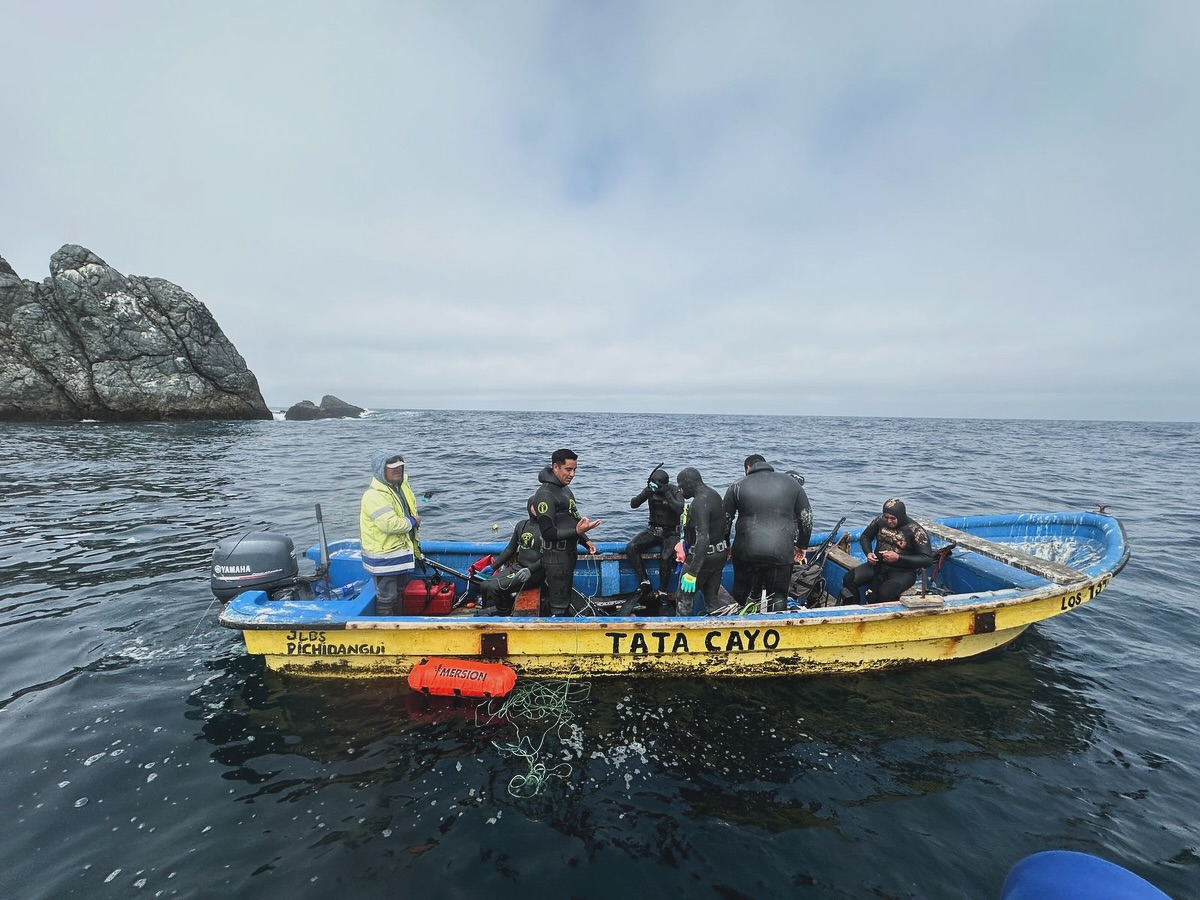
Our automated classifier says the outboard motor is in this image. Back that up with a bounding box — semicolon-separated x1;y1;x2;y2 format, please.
210;531;317;603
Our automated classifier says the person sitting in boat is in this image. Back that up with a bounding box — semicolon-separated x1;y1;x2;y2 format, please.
625;468;685;599
532;448;601;616
839;498;934;605
477;501;545;615
359;450;422;616
674;467;730;615
723;454;813;605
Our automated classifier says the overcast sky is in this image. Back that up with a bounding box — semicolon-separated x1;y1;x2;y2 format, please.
2;1;1196;421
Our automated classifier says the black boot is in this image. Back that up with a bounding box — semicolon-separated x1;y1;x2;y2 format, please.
838;588;858;606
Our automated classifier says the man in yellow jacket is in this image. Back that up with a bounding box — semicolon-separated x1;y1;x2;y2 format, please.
360;450;422;615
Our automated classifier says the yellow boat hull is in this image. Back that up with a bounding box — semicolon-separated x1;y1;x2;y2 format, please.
236;575;1112;678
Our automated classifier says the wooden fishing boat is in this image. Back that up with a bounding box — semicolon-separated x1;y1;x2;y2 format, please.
214;510;1128;679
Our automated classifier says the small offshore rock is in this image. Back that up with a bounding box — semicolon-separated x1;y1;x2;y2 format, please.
284;394;365;420
284;400;322;421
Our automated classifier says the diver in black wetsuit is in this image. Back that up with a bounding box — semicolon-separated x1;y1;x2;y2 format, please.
840;498;934;605
675;467;730;615
531;448;601;616
723;454;813;603
625;468;685;595
478;502;545;615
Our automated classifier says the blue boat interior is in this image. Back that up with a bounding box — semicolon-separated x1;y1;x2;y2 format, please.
220;511;1127;625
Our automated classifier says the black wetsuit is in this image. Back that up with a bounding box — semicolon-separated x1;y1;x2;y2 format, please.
481;517;544;613
625;478;684;590
531;466;590;616
723;461;813;602
677;468;730;615
841;504;935;604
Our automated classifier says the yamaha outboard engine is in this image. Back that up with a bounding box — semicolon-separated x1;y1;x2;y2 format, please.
210;531;317;602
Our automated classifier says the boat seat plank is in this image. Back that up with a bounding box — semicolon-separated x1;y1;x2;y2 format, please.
825;544;940;602
911;516;1085;585
511;587;541;617
826;545;858;571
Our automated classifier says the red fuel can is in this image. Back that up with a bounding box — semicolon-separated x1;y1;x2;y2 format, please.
401;578;456;616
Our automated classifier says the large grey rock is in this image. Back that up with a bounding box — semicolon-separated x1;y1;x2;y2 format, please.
0;245;271;421
284;394;365;420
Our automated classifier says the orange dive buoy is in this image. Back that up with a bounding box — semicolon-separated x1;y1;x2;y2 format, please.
407;657;517;698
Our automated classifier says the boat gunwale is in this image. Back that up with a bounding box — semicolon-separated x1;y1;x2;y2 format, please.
218;568;1114;632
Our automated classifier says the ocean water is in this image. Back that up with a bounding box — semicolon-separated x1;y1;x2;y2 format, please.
1;410;1197;899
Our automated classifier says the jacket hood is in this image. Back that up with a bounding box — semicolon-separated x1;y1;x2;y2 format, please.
372;449;405;487
649;468;669;486
747;460;775;475
882;498;908;525
538;465;563;487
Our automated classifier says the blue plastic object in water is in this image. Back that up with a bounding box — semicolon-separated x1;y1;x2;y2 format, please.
1001;851;1172;900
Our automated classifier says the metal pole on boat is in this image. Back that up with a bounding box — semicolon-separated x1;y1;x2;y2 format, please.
315;503;331;577
423;557;479;582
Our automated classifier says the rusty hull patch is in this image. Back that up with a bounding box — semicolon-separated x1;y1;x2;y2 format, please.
972;611;996;634
480;633;508;658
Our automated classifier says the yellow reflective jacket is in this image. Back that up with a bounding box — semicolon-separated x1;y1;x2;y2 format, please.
360;476;421;575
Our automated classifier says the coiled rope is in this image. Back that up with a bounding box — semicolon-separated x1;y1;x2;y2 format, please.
479;679;591;797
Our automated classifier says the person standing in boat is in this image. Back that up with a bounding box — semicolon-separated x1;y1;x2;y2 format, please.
839;498;934;605
674;467;731;615
532;448;601;616
359;450;422;616
477;500;545;615
723;454;812;605
625;468;685;598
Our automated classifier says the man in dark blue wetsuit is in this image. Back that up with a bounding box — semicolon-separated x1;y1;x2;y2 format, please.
625;468;685;596
531;448;601;616
723;454;813;604
839;498;934;605
675;467;730;615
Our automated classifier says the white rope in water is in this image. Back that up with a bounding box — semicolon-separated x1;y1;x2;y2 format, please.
479;679;591;797
189;597;220;641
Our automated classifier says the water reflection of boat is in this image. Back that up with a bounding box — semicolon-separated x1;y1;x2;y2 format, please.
195;624;1104;803
215;511;1129;679
187;626;1112;894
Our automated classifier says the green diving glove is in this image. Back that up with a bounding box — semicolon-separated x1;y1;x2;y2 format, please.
680;573;696;593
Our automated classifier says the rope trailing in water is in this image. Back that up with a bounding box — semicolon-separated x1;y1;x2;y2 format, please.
479;679;591;798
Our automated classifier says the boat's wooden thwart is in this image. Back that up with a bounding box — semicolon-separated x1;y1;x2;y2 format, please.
407;657;517;698
912;516;1087;585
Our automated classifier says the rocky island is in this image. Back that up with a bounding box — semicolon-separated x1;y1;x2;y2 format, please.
0;245;271;422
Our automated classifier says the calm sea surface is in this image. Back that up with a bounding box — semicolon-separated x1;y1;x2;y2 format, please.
1;410;1197;899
